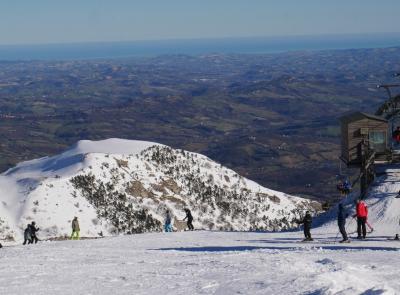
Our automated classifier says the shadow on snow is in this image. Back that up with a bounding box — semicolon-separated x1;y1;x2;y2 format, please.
152;245;399;252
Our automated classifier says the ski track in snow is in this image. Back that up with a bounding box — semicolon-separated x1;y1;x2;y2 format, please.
0;231;399;295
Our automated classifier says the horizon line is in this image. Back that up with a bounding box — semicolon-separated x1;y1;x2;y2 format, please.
1;31;400;47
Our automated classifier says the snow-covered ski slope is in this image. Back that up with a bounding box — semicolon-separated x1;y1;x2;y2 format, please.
0;138;320;241
2;142;400;294
0;139;160;240
0;231;399;295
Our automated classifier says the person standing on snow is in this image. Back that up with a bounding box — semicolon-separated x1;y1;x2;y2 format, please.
337;203;349;243
353;199;368;239
30;221;40;244
297;211;313;241
164;210;173;232
23;224;33;245
183;208;194;231
71;216;80;240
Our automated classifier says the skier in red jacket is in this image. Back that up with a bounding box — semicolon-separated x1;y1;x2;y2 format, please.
353;199;368;239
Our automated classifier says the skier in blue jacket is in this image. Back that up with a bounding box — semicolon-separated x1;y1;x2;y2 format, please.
338;203;349;243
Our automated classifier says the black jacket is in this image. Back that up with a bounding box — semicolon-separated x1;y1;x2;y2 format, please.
337;204;348;226
184;210;193;222
30;225;39;236
298;213;312;227
24;225;32;239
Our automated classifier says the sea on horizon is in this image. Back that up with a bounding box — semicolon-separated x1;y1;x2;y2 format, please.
0;33;399;61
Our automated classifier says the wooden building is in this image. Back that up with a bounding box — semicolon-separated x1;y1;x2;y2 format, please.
340;112;388;166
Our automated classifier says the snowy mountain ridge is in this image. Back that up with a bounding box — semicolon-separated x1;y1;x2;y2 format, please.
0;138;321;241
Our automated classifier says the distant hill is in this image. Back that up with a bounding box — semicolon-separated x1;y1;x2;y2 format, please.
0;47;400;201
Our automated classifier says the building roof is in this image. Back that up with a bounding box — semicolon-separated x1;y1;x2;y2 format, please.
339;111;388;124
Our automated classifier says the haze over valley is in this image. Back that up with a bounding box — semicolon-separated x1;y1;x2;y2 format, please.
1;46;399;201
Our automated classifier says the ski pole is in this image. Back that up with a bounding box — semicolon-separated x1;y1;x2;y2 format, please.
366;220;374;233
334;231;340;243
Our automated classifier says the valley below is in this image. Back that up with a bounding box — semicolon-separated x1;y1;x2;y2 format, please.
1;47;400;201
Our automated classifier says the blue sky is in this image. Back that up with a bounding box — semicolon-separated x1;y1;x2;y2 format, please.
0;0;399;45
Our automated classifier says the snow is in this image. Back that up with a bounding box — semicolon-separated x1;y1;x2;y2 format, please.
2;140;400;294
0;230;399;295
0;139;400;295
315;163;400;237
4;138;159;178
0;138;319;241
0;139;158;240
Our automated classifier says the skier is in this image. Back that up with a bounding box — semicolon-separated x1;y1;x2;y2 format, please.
183;208;194;231
71;216;80;240
297;211;313;241
353;199;368;239
337;203;350;243
164;210;173;232
23;223;33;245
30;221;40;244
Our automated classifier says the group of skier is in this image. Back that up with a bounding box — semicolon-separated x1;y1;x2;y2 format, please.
298;198;372;243
0;192;388;246
0;208;191;247
164;208;194;232
21;217;80;245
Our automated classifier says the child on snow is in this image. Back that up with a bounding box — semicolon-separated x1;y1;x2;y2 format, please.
297;211;313;241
